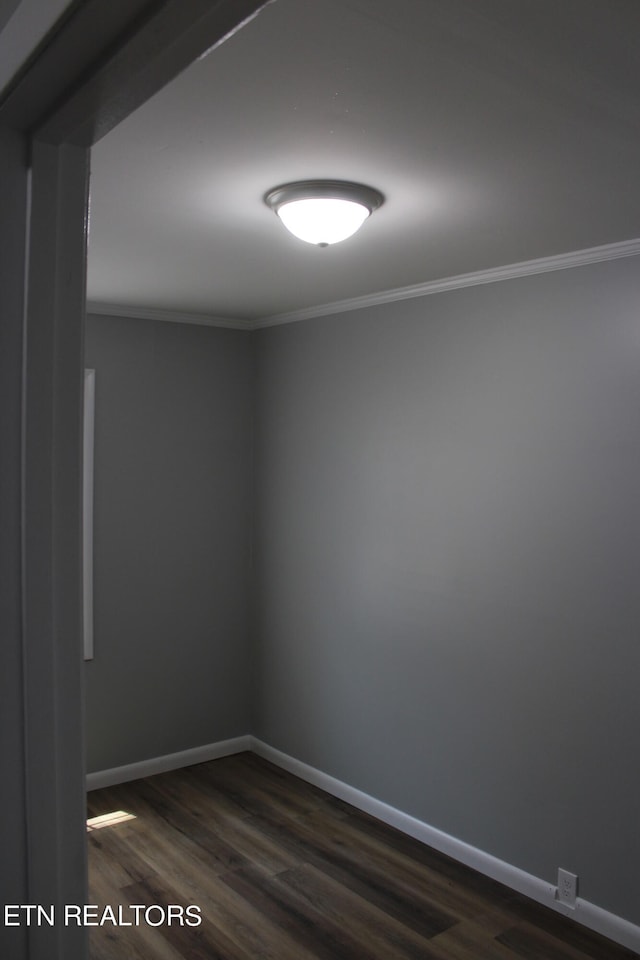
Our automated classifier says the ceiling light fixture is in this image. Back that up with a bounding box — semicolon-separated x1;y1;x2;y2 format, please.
265;180;384;247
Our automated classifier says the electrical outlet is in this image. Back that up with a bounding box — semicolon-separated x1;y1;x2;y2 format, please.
557;868;578;907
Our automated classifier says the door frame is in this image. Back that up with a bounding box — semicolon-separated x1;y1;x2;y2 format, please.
0;3;270;957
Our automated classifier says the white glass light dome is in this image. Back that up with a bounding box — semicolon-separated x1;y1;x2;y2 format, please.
265;181;384;247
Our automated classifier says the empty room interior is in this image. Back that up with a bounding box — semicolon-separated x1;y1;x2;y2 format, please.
82;0;640;955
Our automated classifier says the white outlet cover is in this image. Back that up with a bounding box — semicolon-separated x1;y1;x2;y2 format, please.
557;868;578;907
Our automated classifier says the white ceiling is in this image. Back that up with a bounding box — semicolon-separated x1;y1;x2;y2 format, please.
87;0;640;324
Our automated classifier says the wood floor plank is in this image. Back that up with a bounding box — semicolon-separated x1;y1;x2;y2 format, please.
232;752;353;817
85;894;185;960
119;875;255;960
302;803;511;922
243;803;461;939
342;803;517;906
501;899;640;960
203;812;301;877
87;821;159;888
427;916;525;960
187;755;329;823
147;767;255;827
149;859;323;960
276;861;445;960
108;779;253;877
496;920;620;960
220;861;398;960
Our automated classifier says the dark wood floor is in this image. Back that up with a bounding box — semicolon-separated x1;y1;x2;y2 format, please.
87;752;636;960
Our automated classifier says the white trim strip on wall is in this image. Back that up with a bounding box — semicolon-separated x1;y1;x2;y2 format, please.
82;368;95;661
86;301;252;330
256;236;640;328
85;736;251;791
87;236;640;331
86;735;640;954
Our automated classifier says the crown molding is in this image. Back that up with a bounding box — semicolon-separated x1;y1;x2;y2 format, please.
86;301;252;330
255;236;640;328
88;237;640;332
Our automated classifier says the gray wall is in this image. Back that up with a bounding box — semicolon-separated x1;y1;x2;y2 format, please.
253;256;640;925
85;314;252;772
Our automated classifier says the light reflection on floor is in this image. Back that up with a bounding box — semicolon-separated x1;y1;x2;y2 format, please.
86;810;137;832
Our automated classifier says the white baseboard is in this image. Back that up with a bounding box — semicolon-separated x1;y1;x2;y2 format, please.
86;735;251;791
250;738;640;955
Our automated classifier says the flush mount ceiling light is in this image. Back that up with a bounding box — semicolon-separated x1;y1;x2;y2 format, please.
265;180;384;247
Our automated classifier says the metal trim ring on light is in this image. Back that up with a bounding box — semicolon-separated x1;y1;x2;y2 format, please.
265;180;384;211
